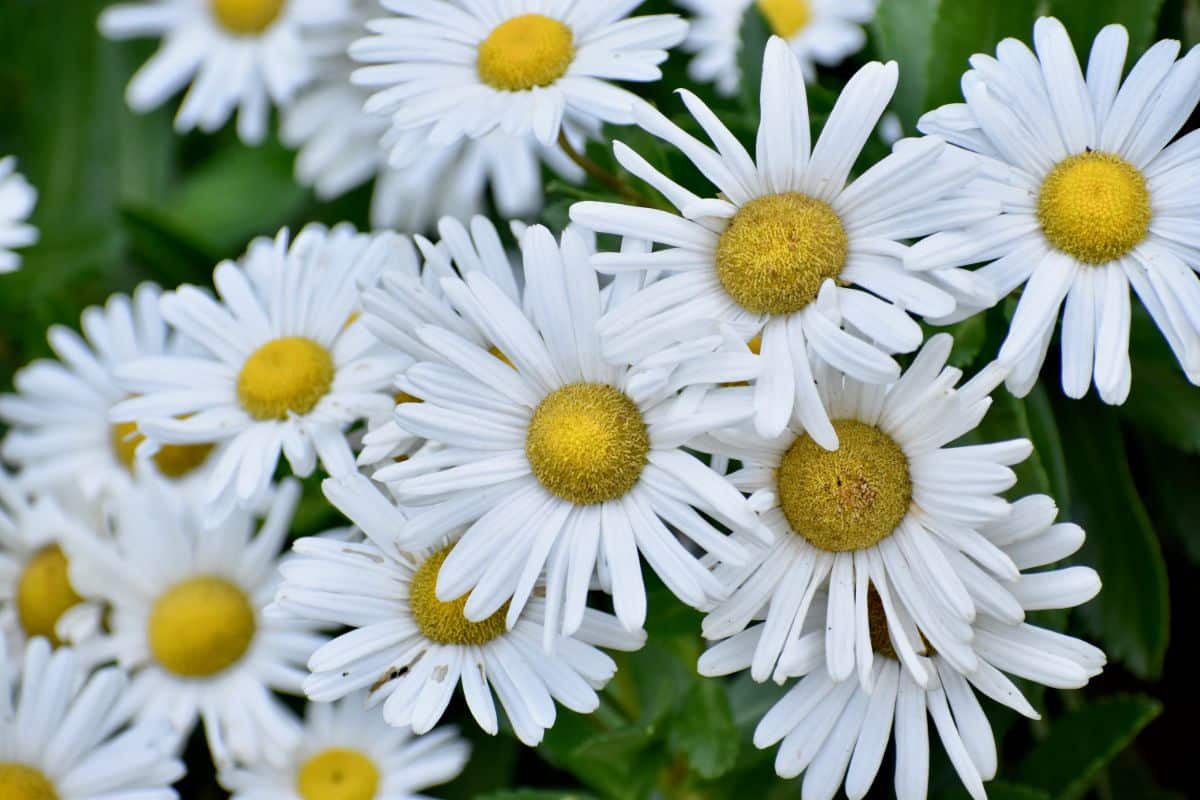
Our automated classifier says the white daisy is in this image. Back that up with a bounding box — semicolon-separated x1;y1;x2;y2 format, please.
570;37;996;441
914;17;1200;402
349;0;688;160
676;0;877;94
271;475;646;747
281;5;587;231
0;284;219;501
0;472;105;659
699;495;1104;800
59;476;326;768
695;334;1100;687
365;222;766;639
0;156;37;274
218;691;469;800
110;224;409;520
99;0;355;144
0;638;185;800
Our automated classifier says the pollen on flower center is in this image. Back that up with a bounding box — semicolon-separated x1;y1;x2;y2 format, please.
525;383;650;505
16;545;83;645
210;0;286;35
148;576;256;677
111;419;214;479
237;336;335;421
297;748;380;800
477;13;576;91
0;764;58;800
756;0;812;38
1037;151;1151;265
777;420;912;552
715;192;848;315
409;546;509;646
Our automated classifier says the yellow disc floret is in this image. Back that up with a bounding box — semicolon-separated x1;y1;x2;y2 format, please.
148;576;256;677
477;13;575;91
0;764;58;800
756;0;812;38
16;545;83;645
1037;151;1151;265
409;546;508;645
237;336;335;421
210;0;286;35
111;420;214;479
715;192;848;315
525;383;650;505
297;748;380;800
777;420;911;552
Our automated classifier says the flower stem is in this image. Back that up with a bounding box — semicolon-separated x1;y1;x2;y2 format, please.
557;131;664;209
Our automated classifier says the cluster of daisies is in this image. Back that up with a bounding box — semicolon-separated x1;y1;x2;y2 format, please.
3;1;1200;798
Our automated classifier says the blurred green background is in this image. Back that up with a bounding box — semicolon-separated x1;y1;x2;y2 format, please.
2;0;1199;798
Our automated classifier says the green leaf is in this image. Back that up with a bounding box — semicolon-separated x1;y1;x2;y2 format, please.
667;681;739;780
1055;402;1170;678
1138;446;1200;566
938;780;1051;800
926;0;1040;111
737;7;770;116
1015;695;1162;800
1121;308;1200;454
1024;384;1070;510
945;314;988;369
871;0;940;128
477;791;598;800
1048;0;1168;57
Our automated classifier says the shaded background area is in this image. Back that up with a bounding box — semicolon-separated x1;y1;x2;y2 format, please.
2;0;1199;797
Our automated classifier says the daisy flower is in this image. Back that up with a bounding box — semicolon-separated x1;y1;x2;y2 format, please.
59;476;326;768
349;0;688;159
111;224;409;520
367;223;765;639
218;691;469;800
0;472;105;658
281;6;587;231
676;0;877;94
98;0;354;144
695;334;1101;685
915;17;1200;402
0;638;185;800
272;475;646;747
571;37;996;441
0;156;37;274
699;495;1104;800
0;284;218;501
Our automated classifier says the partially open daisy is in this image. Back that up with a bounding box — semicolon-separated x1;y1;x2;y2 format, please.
111;225;408;519
0;473;105;657
0;284;218;501
915;17;1200;402
0;638;185;800
99;0;354;144
349;0;688;157
676;0;877;94
366;223;764;640
0;156;37;274
59;477;326;768
218;690;470;799
571;37;995;441
696;335;1087;686
271;475;645;747
700;496;1104;800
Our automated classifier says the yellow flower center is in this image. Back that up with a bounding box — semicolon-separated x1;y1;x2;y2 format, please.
0;764;57;800
715;192;848;315
409;546;508;646
210;0;286;35
237;337;335;420
297;748;380;800
147;576;256;678
525;383;650;505
110;420;214;479
777;420;912;552
477;13;575;91
15;545;83;645
1037;151;1151;265
756;0;812;38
